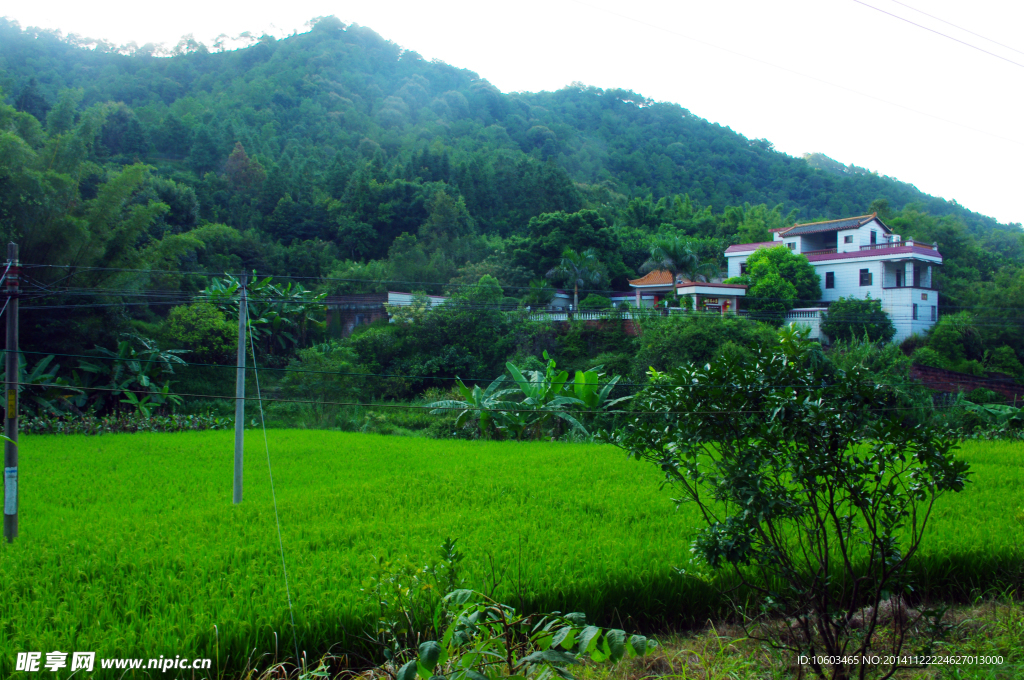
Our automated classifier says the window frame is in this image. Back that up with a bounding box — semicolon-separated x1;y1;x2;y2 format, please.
825;272;835;289
859;268;872;286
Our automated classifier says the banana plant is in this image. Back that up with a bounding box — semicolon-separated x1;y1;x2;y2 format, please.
502;354;587;440
0;353;80;415
75;334;186;413
572;367;623;411
426;375;519;439
203;273;326;355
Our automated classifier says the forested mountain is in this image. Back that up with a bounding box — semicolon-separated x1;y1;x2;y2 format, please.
1;15;1022;383
2;15;1017;242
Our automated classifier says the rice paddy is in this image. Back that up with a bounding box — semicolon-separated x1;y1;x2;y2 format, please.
0;433;1020;677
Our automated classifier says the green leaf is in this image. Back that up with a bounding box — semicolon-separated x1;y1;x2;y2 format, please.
627;635;647;657
605;629;626;662
550;626;571;649
444;589;478;605
521;650;578;666
576;626;600;655
397;660;419;680
419;641;442;671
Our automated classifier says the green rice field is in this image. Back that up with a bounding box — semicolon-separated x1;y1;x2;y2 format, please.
0;432;1021;677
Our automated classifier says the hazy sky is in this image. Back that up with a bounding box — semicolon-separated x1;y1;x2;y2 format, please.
6;0;1023;225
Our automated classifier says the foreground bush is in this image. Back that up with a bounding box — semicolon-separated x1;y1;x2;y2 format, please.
608;324;970;680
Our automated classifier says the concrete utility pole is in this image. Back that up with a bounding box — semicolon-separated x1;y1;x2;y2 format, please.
233;274;248;505
4;243;19;542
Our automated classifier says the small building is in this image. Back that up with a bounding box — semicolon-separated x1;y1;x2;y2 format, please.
627;271;747;313
675;281;747;313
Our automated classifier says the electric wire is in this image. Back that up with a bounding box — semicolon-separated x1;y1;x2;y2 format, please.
850;0;1024;68
562;0;1024;146
245;297;301;672
12;348;1022;392
887;0;1024;57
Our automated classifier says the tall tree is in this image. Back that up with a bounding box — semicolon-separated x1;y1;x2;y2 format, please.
546;247;604;310
641;236;719;282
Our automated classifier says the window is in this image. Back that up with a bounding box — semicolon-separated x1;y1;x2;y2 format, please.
859;268;872;286
931;306;936;321
843;235;853;244
896;271;903;288
913;304;918;320
740;262;747;275
871;231;877;244
825;272;835;289
786;242;795;250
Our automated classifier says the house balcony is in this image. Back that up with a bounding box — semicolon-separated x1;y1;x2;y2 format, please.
859;239;938;251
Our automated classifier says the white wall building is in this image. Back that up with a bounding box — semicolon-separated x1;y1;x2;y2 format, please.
724;213;943;342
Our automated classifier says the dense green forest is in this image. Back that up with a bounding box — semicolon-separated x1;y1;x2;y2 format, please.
1;15;1023;423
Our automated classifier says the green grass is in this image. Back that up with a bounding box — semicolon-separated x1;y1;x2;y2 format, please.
0;434;1020;678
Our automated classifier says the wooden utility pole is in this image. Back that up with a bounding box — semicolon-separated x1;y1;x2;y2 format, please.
233;274;248;504
4;243;19;542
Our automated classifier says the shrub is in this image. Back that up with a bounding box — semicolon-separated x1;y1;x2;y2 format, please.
631;313;777;380
910;346;948;369
162;303;236;363
608;325;969;679
578;293;612;309
820;296;896;343
966;387;1003;404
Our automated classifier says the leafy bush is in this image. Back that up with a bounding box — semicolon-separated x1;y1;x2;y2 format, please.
966;387;1003;404
820;296;896;343
578;293;612;309
608;325;969;679
827;338;932;421
910;346;948;369
161;302;236;363
273;342;361;428
986;346;1024;382
630;313;777;380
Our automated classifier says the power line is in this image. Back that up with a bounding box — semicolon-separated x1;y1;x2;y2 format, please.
850;0;1024;69
15;348;996;391
887;0;1024;57
561;0;1024;146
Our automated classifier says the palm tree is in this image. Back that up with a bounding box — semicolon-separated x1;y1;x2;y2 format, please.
545;247;603;310
640;236;719;283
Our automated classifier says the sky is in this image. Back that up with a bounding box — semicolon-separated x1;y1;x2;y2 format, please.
5;0;1024;225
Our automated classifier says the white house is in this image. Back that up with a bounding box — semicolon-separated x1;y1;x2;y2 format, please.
724;213;943;342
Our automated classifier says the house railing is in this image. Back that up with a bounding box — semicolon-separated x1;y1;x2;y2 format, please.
860;239;938;251
802;247;837;256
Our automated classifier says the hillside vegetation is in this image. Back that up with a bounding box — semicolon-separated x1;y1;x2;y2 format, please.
1;16;1023;406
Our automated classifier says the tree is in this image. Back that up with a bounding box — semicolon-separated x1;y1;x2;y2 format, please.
224;142;267;195
744;245;821;305
512;210;631;289
546;247;603;310
640;236;718;282
608;326;969;680
162;303;236;363
14;77;49;122
820;296;896;344
745;262;797;327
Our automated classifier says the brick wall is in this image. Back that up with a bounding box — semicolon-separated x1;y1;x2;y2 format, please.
910;363;1024;401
